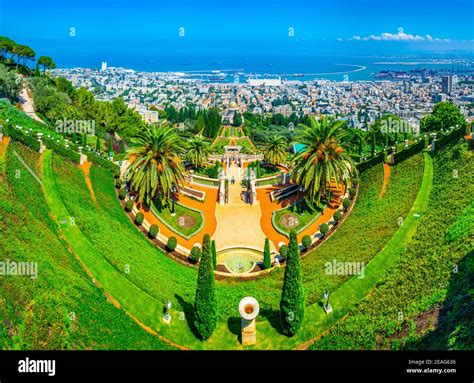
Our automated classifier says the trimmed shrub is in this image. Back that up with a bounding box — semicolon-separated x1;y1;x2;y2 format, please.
125;200;134;212
348;187;357;198
114;178;122;189
148;224;159;239
211;240;217;270
319;223;329;236
189;246;202;264
118;188;127;200
166;236;178;252
263;238;271;269
302;235;312;250
333;210;342;224
134;212;144;226
193;234;217;340
352;178;359;187
279;244;288;259
342;198;351;210
280;230;304;336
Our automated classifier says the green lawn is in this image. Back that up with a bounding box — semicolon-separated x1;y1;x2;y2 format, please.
272;201;323;235
151;200;204;239
38;146;428;349
311;140;473;350
0;142;172;350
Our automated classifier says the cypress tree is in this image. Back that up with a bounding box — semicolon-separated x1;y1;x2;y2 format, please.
263;238;271;269
194;234;217;340
211;239;217;270
280;230;304;336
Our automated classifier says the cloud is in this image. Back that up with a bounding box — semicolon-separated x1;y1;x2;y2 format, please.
340;27;450;42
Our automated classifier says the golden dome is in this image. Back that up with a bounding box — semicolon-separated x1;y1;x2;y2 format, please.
228;101;239;110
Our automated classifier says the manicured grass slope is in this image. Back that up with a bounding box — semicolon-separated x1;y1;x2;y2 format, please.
0;142;172;349
48;148;427;349
310;139;473;350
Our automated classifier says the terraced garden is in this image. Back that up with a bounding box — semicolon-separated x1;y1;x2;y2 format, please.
1;102;471;351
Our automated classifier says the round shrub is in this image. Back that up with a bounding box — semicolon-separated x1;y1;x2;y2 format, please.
134;212;144;226
148;224;159;239
279;244;288;259
125;200;134;212
301;235;312;250
113;168;121;179
114;178;122;189
118;188;127;200
348;187;356;198
319;223;329;236
189;246;202;264
333;210;342;224
167;236;178;252
342;198;351;210
352;178;359;187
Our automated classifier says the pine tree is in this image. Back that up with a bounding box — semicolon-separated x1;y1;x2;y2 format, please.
263;238;271;269
211;239;217;270
280;230;304;336
193;234;217;340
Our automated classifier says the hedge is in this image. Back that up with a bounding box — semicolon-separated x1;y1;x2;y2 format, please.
393;139;425;163
319;223;329;236
3;125;41;151
125;200;134;212
302;235;312;250
148;224;159;239
87;152;120;173
134;212;144;226
166;236;178;252
356;152;384;173
189;246;202;264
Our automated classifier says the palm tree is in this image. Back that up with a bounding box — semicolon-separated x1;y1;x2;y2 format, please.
291;116;356;207
262;135;288;165
185;135;210;168
126;123;184;205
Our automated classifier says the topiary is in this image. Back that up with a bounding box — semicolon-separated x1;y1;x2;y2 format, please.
193;234;217;340
148;224;159;239
279;244;288;259
125;200;134;212
189;246;202;264
348;187;356;198
342;198;351;210
166;236;178;252
352;178;359;187
302;235;312;250
114;178;122;189
280;230;304;336
118;188;127;200
134;212;144;226
333;210;342;224
319;223;329;236
263;238;271;269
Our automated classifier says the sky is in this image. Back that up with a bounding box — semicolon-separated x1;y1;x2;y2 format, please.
0;0;473;69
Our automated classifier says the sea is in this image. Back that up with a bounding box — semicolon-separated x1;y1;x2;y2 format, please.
33;38;474;82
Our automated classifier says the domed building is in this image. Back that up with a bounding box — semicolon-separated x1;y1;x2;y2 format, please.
228;101;239;111
222;99;243;125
